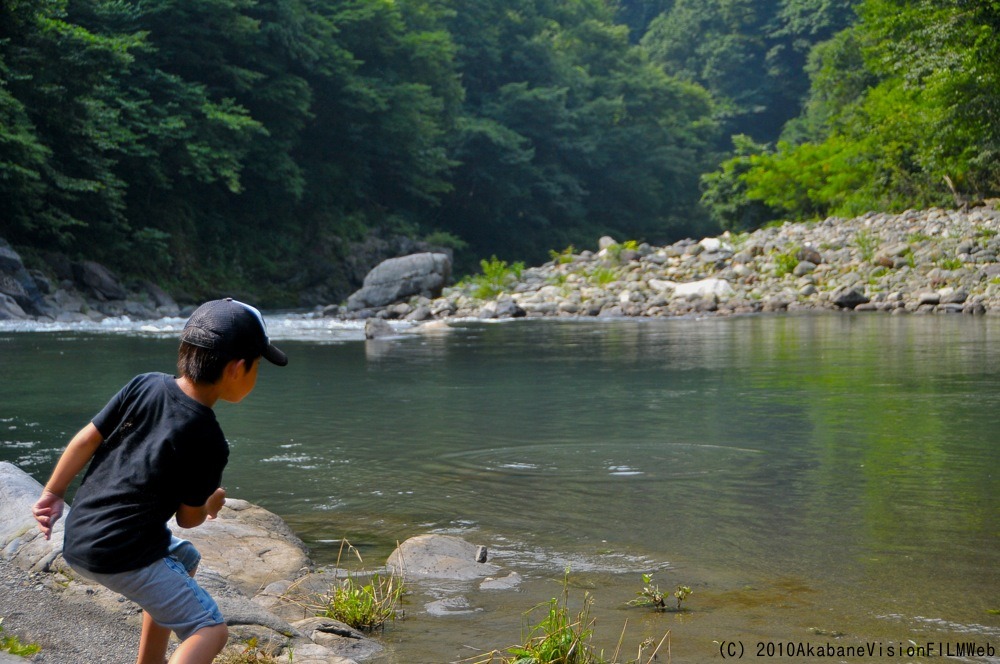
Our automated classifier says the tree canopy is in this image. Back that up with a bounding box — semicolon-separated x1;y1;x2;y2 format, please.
3;0;997;301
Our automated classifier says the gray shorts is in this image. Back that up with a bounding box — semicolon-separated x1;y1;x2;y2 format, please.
70;537;224;640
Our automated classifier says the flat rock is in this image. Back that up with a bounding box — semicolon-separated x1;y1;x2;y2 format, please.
386;534;499;581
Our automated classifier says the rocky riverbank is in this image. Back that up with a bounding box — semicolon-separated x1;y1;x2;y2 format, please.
0;463;511;664
335;205;1000;322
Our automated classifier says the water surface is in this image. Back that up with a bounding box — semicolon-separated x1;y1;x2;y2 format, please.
2;314;998;662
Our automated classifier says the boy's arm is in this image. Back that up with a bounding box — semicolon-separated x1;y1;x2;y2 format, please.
175;487;226;529
32;422;104;539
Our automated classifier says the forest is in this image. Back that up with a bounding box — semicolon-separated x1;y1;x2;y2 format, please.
2;0;998;304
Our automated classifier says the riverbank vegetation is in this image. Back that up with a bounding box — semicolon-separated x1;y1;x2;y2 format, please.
2;0;997;304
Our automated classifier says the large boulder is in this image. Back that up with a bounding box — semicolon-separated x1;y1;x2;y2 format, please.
72;259;127;301
0;462;67;572
170;499;311;596
346;253;450;311
386;534;498;581
0;240;45;315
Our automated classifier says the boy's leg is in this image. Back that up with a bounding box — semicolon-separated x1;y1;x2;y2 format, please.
137;611;171;664
166;623;228;664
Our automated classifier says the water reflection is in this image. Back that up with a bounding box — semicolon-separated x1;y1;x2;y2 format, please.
2;314;998;662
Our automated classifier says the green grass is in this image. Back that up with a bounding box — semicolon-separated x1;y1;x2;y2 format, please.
937;257;963;270
0;618;40;657
589;267;618;286
467;572;668;664
462;256;526;299
627;574;693;612
772;248;799;277
854;230;879;262
309;540;405;633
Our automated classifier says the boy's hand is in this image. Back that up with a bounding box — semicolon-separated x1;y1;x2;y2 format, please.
32;490;65;540
205;487;226;520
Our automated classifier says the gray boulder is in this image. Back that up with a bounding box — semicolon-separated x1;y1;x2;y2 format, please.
831;286;870;309
0;461;67;572
346;253;450;311
386;534;499;581
0;240;45;314
169;499;311;597
73;260;127;301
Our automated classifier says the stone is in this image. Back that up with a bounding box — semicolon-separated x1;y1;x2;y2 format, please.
0;293;28;320
364;318;395;339
830;286;869;309
386;534;500;581
169;499;310;597
673;278;735;300
346;253;451;311
73;260;127;301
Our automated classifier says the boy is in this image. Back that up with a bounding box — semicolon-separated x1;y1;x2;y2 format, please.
32;298;287;664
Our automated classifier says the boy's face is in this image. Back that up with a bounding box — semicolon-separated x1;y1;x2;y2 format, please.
221;357;260;403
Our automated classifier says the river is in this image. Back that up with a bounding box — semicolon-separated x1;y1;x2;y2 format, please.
1;313;998;662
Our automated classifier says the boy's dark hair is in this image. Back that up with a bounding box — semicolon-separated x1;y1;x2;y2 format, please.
177;342;257;384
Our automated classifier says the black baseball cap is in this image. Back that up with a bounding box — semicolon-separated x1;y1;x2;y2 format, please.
181;298;288;366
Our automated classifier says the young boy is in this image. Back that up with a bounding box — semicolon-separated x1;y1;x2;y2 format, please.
31;298;287;664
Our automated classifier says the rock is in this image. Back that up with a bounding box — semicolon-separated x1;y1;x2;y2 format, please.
170;499;310;597
673;278;735;300
0;462;68;573
364;318;395;339
598;236;618;250
386;534;500;581
0;462;382;662
831;286;870;309
0;293;28;320
346;253;451;311
291;617;382;661
72;260;127;301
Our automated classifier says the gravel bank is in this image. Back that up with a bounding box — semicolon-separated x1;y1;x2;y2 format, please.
0;556;140;664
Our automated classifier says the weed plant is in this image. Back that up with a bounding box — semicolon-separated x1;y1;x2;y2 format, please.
549;245;577;265
464;256;526;299
303;540;405;633
854;230;879;262
937;257;963;270
589;267;618;286
627;574;692;612
604;240;639;264
466;572;668;664
0;618;40;657
772;249;799;277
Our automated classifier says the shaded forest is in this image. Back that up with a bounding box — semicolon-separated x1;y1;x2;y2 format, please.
2;0;997;304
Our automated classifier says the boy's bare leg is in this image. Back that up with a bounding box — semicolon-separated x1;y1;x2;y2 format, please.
167;624;228;664
136;611;171;664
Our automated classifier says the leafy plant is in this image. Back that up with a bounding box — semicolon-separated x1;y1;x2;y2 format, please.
605;240;640;263
628;574;693;612
854;230;879;262
465;256;526;299
549;245;577;265
312;540;405;633
469;572;668;664
772;249;799;277
937;257;963;270
0;618;40;657
589;267;619;286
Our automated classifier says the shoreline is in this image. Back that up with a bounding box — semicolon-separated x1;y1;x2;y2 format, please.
334;205;1000;323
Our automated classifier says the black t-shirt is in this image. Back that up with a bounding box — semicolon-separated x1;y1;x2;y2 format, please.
63;372;229;574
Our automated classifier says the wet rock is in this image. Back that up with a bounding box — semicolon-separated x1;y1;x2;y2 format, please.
386;534;500;581
831;286;870;309
346;253;451;311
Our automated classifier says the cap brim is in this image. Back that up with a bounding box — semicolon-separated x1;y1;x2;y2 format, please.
263;343;288;367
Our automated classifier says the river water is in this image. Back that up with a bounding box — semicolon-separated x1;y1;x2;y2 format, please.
1;313;998;662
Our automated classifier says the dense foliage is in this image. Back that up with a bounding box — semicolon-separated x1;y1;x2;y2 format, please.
2;0;997;302
703;0;1000;231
